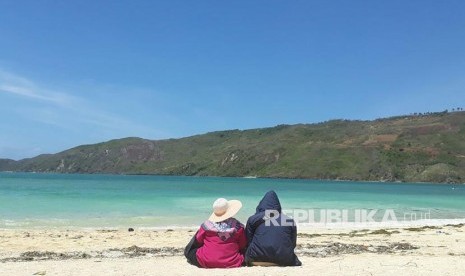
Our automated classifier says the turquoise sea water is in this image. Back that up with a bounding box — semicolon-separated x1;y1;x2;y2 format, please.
1;173;465;229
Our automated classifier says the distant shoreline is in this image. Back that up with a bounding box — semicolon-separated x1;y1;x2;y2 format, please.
1;171;464;185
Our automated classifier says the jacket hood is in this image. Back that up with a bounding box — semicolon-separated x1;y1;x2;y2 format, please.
256;190;282;213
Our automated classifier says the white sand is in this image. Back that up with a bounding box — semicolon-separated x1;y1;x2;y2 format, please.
1;224;465;275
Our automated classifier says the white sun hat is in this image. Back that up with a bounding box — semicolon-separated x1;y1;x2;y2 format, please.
208;198;242;223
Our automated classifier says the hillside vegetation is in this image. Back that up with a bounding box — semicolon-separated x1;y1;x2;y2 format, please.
1;111;465;183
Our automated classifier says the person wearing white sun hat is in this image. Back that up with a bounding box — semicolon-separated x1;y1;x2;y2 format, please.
184;198;246;268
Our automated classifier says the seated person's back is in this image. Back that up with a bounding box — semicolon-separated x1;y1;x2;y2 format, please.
185;198;246;268
245;190;301;266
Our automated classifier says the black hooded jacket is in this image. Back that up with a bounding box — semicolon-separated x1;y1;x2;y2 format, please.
245;190;301;266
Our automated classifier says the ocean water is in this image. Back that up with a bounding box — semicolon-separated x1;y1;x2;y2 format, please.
1;173;465;229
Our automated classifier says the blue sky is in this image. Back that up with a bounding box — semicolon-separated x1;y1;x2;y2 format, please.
1;1;465;160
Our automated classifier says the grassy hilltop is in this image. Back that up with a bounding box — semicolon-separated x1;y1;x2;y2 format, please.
1;111;465;183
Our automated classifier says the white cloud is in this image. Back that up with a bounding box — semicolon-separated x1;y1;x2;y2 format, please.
0;70;77;106
0;68;162;138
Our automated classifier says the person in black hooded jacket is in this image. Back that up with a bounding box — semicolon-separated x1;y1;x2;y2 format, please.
245;190;301;266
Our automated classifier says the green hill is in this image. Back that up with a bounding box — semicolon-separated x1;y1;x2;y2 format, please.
1;111;465;183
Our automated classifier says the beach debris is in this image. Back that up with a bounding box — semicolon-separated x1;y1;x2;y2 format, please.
32;251;88;260
0;242;418;263
297;229;400;238
296;242;418;257
405;226;440;232
445;223;465;228
298;233;322;238
128;228;134;232
33;271;46;275
369;229;400;235
117;245;183;257
96;229;118;233
0;246;184;263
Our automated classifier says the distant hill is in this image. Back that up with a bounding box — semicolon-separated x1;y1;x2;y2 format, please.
0;159;16;170
1;111;464;183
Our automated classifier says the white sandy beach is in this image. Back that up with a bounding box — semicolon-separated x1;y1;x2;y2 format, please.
1;223;465;275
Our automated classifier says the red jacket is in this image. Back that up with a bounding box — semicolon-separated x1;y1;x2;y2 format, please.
195;218;246;268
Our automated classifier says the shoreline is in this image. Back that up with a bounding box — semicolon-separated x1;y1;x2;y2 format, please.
3;218;465;231
2;171;464;185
